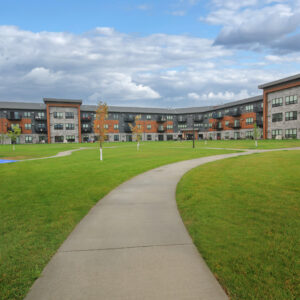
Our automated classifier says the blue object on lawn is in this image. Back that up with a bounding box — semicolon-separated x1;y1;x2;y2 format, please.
0;159;18;164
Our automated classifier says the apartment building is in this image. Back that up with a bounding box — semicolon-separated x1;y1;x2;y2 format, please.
0;73;299;143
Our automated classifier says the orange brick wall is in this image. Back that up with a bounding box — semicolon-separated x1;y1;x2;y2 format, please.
0;118;32;134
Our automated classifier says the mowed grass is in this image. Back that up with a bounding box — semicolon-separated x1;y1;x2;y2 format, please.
0;142;235;300
176;151;300;299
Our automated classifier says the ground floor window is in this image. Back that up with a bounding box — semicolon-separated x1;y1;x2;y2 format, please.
83;135;89;142
114;135;119;141
39;136;47;143
285;128;297;139
167;135;173;140
66;135;75;142
25;136;32;143
246;131;253;139
234;132;240;139
225;132;230;139
55;136;64;143
272;129;282;139
147;134;152;141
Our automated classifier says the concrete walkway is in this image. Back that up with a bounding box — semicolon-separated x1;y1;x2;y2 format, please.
25;148;300;300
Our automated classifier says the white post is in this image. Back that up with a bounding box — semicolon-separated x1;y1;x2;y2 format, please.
255;140;258;147
137;141;139;151
100;147;103;161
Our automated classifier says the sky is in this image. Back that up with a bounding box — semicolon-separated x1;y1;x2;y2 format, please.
0;0;300;107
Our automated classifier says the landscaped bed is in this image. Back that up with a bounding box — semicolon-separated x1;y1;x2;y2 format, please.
177;150;300;299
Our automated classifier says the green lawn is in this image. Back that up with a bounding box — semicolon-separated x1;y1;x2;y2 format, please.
176;151;300;299
0;142;235;300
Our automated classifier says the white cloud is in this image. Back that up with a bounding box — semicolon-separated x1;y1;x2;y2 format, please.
187;92;201;100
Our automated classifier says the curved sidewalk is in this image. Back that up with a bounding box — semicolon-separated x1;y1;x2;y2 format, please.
25;149;299;300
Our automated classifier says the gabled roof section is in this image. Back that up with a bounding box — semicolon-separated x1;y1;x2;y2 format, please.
258;73;300;89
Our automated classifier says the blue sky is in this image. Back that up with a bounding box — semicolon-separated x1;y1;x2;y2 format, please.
0;0;300;107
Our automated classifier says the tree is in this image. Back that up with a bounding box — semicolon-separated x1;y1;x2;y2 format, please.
94;102;108;161
253;121;261;147
8;124;21;151
129;115;143;151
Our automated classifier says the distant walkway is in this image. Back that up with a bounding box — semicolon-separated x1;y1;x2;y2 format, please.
25;148;300;300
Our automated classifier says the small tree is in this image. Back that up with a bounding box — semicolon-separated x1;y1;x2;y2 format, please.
94;102;108;161
129;115;143;151
253;122;261;147
8;124;21;151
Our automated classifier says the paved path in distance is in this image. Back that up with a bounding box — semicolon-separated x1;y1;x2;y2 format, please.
25;148;300;300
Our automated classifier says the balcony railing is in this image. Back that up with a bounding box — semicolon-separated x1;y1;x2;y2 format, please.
193;116;203;122
212;112;223;119
35;125;47;133
177;116;187;123
256;118;263;127
7;112;22;120
35;115;47;121
157;126;165;132
81;126;92;133
124;124;132;132
254;106;263;113
227;109;241;117
81;116;92;122
157;115;167;122
216;123;223;130
124;116;135;122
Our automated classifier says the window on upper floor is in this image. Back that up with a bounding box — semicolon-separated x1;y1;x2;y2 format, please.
272;97;283;107
246;117;254;125
24;112;31;118
66;123;75;130
25;123;31;130
285;111;297;121
114;124;119;129
245;104;253;112
112;114;119;120
167;124;173;129
285;95;298;105
82;123;89;129
147;124;152;130
167;115;173;120
146;115;151;120
272;113;283;122
54;123;63;130
53;112;64;119
104;124;109;129
65;112;74;119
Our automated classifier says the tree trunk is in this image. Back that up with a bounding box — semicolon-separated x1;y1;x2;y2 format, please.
100;140;103;161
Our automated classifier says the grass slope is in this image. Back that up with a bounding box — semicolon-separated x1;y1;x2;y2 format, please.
0;142;234;300
177;151;300;299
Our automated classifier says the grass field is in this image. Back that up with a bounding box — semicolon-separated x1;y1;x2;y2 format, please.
177;151;300;299
0;142;235;300
1;139;300;160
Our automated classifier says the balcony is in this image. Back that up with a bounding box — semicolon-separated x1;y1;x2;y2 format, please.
157;115;167;122
81;126;92;133
216;123;223;130
35;115;47;121
124;124;132;132
81;115;92;122
35;125;47;133
193;116;203;122
7;112;22;120
228;109;241;117
256;118;263;127
177;116;187;123
212;112;223;119
124;115;135;122
157;126;165;132
254;106;263;113
7;126;22;133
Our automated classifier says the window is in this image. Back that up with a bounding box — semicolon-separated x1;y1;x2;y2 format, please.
66;123;75;130
167;124;173;130
24;112;31;118
25;123;31;130
272;113;283;122
25;136;32;143
146;115;151;120
114;135;119;141
225;121;229;127
246;131;253;139
137;124;142;129
66;135;75;142
246;117;254;125
234;132;240;139
55;136;64;143
53;112;64;119
225;109;229;114
245;104;253;112
104;124;109;129
285;111;297;121
178;124;187;129
286;95;298;105
209;123;212;128
114;124;119;129
285;128;297;139
208;113;212;118
65;112;74;119
147;134;152;141
272;97;283;107
234;120;240;127
272;129;282;139
54;123;63;130
167;115;173;120
36;112;45;119
225;132;230;139
82;123;89;129
112;114;119;120
82;113;90;120
147;124;152;130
